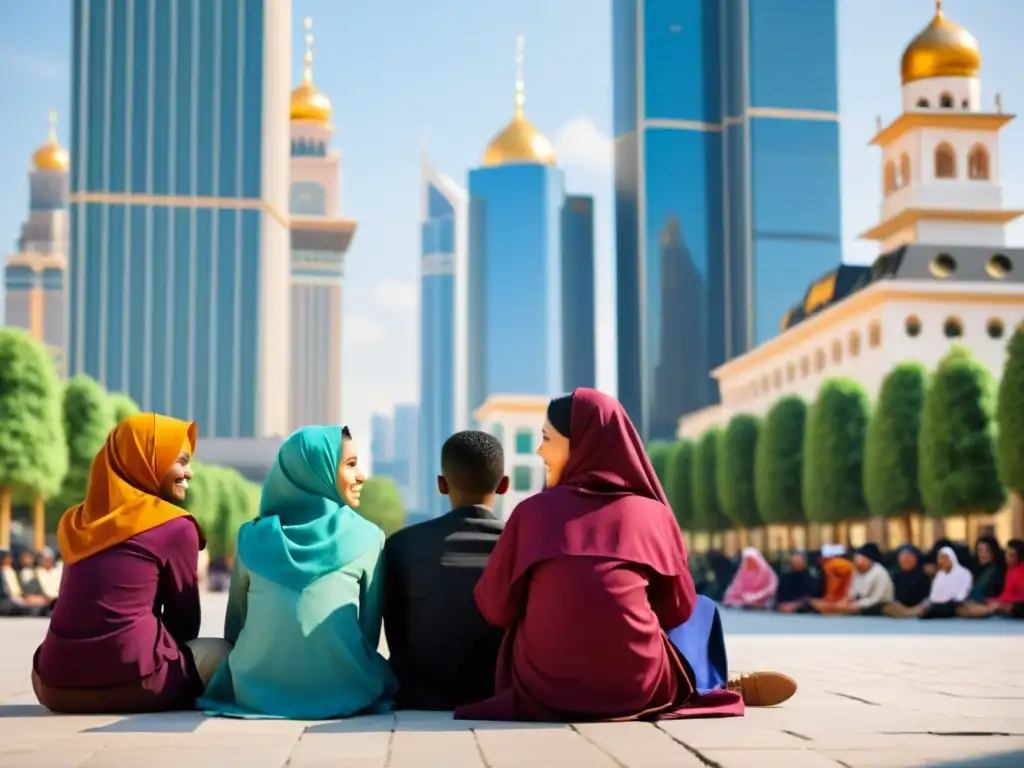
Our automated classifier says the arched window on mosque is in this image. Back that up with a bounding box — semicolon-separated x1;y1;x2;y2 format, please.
884;162;897;195
968;145;990;180
934;143;956;179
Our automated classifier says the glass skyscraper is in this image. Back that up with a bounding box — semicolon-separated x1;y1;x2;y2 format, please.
467;37;567;418
613;0;841;440
68;0;293;438
561;194;596;391
418;152;467;519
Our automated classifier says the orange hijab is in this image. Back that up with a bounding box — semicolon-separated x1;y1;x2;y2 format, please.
58;413;199;565
821;557;855;602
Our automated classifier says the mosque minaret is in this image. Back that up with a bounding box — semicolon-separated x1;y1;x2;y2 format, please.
287;17;358;430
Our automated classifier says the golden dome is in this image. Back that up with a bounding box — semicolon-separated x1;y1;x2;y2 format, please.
32;111;69;172
901;0;980;84
290;17;331;123
481;35;557;168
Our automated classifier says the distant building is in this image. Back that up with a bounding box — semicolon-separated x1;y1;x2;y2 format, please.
466;37;595;418
418;151;468;519
288;18;357;431
472;394;548;521
369;405;420;514
561;194;596;391
3;112;69;376
67;0;292;438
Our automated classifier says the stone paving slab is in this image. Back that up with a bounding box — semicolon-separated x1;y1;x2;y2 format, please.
2;595;1022;767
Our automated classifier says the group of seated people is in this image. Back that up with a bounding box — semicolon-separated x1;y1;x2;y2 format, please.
710;536;1024;620
0;546;60;616
30;392;799;721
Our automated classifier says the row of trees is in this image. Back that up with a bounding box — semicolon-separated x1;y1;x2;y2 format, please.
649;333;1024;535
0;328;407;554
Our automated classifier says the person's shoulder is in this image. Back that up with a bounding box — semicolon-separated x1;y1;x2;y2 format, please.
154;514;201;544
385;513;448;554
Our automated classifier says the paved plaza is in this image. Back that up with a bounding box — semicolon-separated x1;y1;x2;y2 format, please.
2;594;1022;768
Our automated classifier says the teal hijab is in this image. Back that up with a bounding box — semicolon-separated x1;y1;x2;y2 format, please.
237;425;381;592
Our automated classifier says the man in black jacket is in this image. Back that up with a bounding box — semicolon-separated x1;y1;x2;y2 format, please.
382;430;508;710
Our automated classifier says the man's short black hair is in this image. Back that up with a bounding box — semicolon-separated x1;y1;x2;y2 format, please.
440;430;505;495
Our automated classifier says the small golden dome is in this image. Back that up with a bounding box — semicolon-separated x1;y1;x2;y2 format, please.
482;114;556;168
481;35;557;168
290;17;331;123
901;1;980;84
32;111;69;172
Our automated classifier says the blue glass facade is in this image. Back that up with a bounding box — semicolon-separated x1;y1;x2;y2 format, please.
467;164;565;417
560;195;596;391
68;0;284;438
613;0;840;440
419;179;458;519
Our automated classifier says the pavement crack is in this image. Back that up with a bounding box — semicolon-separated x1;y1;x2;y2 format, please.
826;691;881;706
654;724;723;767
568;724;628;767
782;729;814;741
883;730;1018;737
470;729;494;768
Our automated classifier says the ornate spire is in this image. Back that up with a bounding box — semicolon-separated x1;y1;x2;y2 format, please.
303;16;314;84
48;110;58;144
514;35;525;117
935;0;943;15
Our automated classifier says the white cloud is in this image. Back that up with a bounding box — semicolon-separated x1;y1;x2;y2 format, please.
554;116;613;173
373;280;416;312
345;316;385;344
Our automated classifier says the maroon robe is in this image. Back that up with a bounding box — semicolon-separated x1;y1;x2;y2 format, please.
454;388;743;721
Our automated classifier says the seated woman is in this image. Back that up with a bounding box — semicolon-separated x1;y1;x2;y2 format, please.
881;545;931;617
807;545;855;614
199;425;397;719
886;546;973;619
822;543;894;616
455;389;759;722
16;549;57;609
1;549;50;617
35;547;62;600
32;414;229;713
960;539;1024;618
956;536;1006;618
722;548;778;610
775;552;819;613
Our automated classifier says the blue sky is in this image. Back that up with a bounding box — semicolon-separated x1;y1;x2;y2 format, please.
2;0;1023;462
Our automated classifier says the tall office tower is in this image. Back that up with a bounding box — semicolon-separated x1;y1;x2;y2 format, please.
418;150;468;519
369;405;420;514
467;36;566;417
3;113;70;376
288;18;358;431
561;194;596;391
68;0;292;438
613;0;841;439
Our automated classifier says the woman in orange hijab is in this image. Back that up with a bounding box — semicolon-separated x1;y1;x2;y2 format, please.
32;414;229;713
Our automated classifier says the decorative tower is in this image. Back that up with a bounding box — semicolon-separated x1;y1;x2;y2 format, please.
862;0;1023;252
3;111;69;376
288;17;358;430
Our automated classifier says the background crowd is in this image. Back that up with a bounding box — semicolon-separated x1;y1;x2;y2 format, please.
693;536;1024;620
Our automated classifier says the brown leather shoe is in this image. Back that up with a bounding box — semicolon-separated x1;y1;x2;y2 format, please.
727;671;797;707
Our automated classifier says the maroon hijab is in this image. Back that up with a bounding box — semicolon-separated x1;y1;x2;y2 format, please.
482;388;690;594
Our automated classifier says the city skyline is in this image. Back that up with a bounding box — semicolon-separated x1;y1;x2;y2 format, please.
3;0;1024;465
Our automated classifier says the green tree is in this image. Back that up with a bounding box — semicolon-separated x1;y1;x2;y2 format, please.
920;346;1004;518
665;439;695;529
754;396;806;526
0;329;67;547
692;428;728;533
716;414;762;529
863;363;928;533
997;329;1024;501
49;375;116;525
183;460;221;547
109;392;141;423
802;378;869;524
358;476;406;536
646;442;673;492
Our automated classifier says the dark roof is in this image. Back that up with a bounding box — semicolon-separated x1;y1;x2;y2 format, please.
780;244;1023;331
